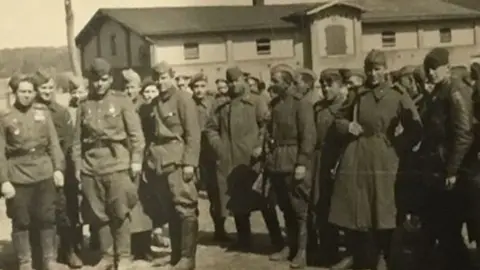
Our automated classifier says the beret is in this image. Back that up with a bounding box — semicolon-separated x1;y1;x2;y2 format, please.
320;68;342;82
295;68;317;82
88;58;111;78
398;65;416;77
365;49;387;68
152;61;173;75
270;63;295;78
424;47;449;70
122;68;141;85
190;73;208;86
226;67;244;82
141;76;156;90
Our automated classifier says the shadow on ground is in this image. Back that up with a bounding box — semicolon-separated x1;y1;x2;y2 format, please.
198;230;277;256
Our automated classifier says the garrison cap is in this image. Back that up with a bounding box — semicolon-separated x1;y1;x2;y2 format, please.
398;65;416;77
152;61;173;75
270;63;295;78
88;58;111;78
226;67;244;82
295;68;317;82
190;73;208;86
364;49;387;68
424;47;449;70
122;68;141;85
320;68;342;82
32;69;54;87
141;76;156;90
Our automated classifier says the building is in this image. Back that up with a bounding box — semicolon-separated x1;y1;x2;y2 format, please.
76;0;480;87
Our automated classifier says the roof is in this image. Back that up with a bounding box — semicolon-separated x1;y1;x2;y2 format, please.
443;0;480;11
76;0;480;45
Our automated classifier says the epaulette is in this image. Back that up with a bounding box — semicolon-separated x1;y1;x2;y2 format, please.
392;83;406;95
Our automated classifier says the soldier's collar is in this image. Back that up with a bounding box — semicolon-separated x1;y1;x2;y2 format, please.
13;101;32;113
159;86;177;101
193;95;211;108
370;82;390;101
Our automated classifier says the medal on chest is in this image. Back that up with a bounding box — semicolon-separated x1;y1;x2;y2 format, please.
11;118;20;135
108;104;116;115
34;109;45;121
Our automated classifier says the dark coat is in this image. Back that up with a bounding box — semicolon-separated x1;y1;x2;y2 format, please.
205;94;268;215
329;83;422;230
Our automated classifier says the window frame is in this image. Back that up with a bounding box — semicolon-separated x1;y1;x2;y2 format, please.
439;28;452;44
256;38;271;55
110;34;117;56
381;31;396;48
183;42;200;60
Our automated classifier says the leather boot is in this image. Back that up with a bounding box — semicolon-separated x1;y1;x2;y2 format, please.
169;216;183;265
230;214;252;251
172;218;198;270
90;226;100;250
113;218;132;265
261;207;284;251
12;231;33;270
58;226;83;269
270;217;297;262
40;228;62;270
213;217;231;242
290;220;307;269
93;224;114;270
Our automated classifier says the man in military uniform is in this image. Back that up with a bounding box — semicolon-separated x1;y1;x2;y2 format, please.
394;66;419;99
215;78;230;106
122;69;144;110
189;72;230;242
417;48;474;270
267;64;316;269
145;61;200;270
32;70;83;268
1;74;65;270
176;74;192;95
72;58;145;269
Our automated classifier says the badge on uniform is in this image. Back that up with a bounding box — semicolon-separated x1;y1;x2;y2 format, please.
11;119;20;135
166;112;175;117
109;104;116;115
34;110;45;121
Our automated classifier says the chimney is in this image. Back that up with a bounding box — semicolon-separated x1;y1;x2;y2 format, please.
253;0;265;6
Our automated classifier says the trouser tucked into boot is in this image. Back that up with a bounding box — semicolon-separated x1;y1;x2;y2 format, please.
58;226;83;268
172;217;198;270
40;228;60;270
261;206;284;251
232;214;252;251
12;231;33;270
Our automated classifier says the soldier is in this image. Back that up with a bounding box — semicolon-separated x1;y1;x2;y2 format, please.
247;75;271;105
215;78;230;106
122;68;144;109
145;61;200;270
394;65;418;99
71;58;145;269
267;64;316;269
32;70;83;268
121;69;155;261
295;68;321;105
329;50;422;269
310;69;353;269
1;74;65;270
189;73;229;242
176;74;192;95
417;48;473;270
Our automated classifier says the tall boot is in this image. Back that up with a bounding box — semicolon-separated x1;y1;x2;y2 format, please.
113;218;133;270
93;224;114;270
168;215;183;266
39;228;62;270
261;207;284;251
213;217;231;242
230;214;252;251
12;231;33;270
290;220;307;269
58;226;83;269
172;217;198;270
270;217;297;262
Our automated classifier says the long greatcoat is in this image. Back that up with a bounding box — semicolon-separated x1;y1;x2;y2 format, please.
329;83;422;231
205;94;269;215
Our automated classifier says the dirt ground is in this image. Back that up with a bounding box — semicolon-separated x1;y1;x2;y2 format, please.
0;193;337;270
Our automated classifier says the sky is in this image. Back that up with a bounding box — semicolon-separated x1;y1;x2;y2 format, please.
0;0;252;49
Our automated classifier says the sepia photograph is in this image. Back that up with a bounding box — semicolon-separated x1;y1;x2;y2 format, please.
0;0;480;269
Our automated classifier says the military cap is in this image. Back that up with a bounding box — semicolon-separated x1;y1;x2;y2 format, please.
141;76;156;90
270;63;295;78
364;49;387;68
226;67;244;82
31;69;55;87
424;47;449;70
398;65;416;78
152;61;173;75
122;68;141;85
295;68;317;83
189;73;208;86
88;58;111;78
320;68;342;82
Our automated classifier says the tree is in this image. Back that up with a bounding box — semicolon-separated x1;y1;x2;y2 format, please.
65;0;82;77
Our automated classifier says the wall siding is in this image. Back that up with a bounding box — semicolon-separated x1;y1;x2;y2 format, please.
98;20;129;67
231;31;295;61
421;21;475;48
362;24;418;52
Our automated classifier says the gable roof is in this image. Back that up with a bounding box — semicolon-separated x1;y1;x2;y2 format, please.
443;0;480;11
76;0;480;46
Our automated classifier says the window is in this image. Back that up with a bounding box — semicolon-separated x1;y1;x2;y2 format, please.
381;31;396;48
439;28;452;43
256;38;271;55
110;34;117;56
325;25;347;55
183;43;199;60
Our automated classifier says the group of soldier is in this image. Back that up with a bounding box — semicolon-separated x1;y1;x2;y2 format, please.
1;44;480;270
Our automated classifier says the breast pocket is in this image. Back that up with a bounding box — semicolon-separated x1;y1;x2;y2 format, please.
6;123;23;144
104;111;123;130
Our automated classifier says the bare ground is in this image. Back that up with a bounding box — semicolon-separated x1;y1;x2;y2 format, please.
0;194;332;270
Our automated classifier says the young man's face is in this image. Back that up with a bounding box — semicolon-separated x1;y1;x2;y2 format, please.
176;77;189;91
142;85;160;104
321;79;342;101
216;81;228;95
37;78;56;102
154;72;175;92
91;75;113;95
192;80;208;99
247;78;259;92
125;82;141;100
427;65;449;84
16;81;37;106
366;64;387;85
